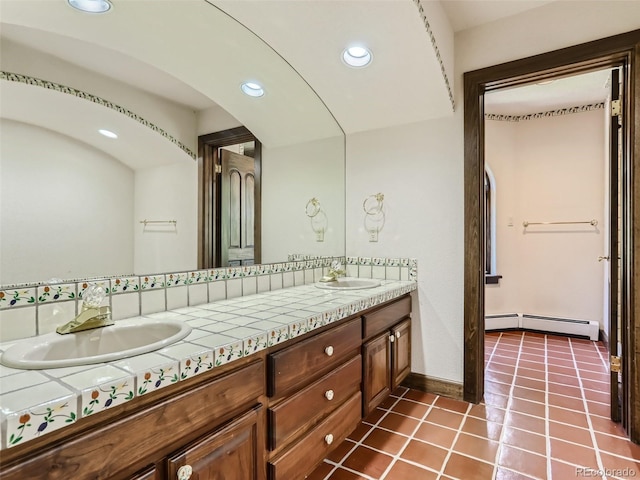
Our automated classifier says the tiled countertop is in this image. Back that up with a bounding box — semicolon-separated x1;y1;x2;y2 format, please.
0;279;416;450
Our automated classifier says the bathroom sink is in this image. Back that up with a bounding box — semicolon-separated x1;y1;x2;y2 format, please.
0;319;192;370
315;278;381;290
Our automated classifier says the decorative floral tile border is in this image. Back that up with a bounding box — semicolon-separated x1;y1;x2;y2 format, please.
5;395;76;448
80;379;135;417
0;288;36;309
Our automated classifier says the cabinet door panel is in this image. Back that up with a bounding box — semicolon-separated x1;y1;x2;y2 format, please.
128;466;159;480
167;406;263;480
363;332;391;416
392;319;411;390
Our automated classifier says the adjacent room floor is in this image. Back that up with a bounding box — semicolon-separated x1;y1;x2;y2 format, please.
308;331;640;479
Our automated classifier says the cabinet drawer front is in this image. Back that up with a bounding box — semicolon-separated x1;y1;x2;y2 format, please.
269;354;361;451
363;295;411;339
268;392;362;480
268;317;361;397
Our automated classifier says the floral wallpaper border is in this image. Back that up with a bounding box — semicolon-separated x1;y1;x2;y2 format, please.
414;0;455;111
0;71;196;159
485;102;605;123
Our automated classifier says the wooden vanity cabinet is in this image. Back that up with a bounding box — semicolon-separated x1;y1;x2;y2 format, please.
0;358;266;480
266;317;363;480
362;296;411;416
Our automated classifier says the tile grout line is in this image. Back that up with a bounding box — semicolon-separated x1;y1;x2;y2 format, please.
377;391;440;479
491;331;526;479
568;337;606;479
321;389;409;480
544;334;553;479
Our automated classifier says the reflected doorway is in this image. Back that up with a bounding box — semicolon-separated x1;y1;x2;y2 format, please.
198;126;262;268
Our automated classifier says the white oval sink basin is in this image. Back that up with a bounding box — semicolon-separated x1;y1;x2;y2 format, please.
315;278;381;290
0;319;192;370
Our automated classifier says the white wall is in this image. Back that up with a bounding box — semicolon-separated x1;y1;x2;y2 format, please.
133;162;198;274
346;2;638;385
485;110;606;325
0;120;134;284
262;135;345;263
346;117;464;383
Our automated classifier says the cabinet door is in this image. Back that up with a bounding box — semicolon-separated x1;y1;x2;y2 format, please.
363;332;391;416
167;406;264;480
129;466;159;480
392;319;411;390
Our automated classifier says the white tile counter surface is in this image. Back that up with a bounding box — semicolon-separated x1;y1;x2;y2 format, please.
0;279;416;449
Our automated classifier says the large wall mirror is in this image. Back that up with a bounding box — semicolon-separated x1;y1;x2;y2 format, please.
0;1;345;286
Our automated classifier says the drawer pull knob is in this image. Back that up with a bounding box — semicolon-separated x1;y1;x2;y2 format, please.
177;465;193;480
389;334;395;343
325;434;334;445
325;346;334;356
396;331;401;339
325;389;334;401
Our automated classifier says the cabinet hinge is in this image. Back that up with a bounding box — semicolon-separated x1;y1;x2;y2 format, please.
611;99;621;117
610;355;622;373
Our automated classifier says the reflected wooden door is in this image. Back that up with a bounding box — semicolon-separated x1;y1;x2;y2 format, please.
220;149;255;266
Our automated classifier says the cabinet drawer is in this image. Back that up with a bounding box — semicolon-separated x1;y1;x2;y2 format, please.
363;295;411;339
268;354;361;451
268;317;361;397
268;392;361;480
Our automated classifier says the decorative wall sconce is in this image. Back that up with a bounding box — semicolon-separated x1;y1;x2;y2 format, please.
363;193;385;242
305;197;328;242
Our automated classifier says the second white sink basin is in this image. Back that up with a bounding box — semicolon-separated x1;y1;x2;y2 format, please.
0;318;192;370
315;278;381;290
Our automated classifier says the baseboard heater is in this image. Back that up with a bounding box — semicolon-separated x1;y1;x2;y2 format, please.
486;313;599;341
485;313;520;330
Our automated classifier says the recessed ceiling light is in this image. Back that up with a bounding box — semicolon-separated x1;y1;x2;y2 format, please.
68;0;112;14
342;46;372;68
537;79;556;85
99;129;118;139
241;82;265;97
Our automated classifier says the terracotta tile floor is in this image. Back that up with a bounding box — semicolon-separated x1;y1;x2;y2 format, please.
309;331;640;479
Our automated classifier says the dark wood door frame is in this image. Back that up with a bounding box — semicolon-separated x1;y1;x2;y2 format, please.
463;30;640;443
198;126;262;268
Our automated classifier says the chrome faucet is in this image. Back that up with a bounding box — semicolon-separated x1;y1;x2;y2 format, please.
319;261;346;283
56;284;113;335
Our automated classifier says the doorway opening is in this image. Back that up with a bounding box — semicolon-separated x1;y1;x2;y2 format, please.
463;30;640;443
482;66;619;425
198;126;262;268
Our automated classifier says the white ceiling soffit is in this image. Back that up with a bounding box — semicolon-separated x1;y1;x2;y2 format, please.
213;0;453;134
1;81;194;171
0;22;216;112
485;69;611;116
0;0;342;147
440;0;557;32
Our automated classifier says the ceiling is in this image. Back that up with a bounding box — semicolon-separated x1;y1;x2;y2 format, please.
440;0;556;32
0;0;624;145
485;69;611;116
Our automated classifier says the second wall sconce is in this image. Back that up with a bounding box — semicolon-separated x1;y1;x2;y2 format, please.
363;193;385;242
306;197;327;242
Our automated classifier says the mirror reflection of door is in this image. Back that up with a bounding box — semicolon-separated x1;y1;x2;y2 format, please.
220;147;255;266
197;126;261;270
